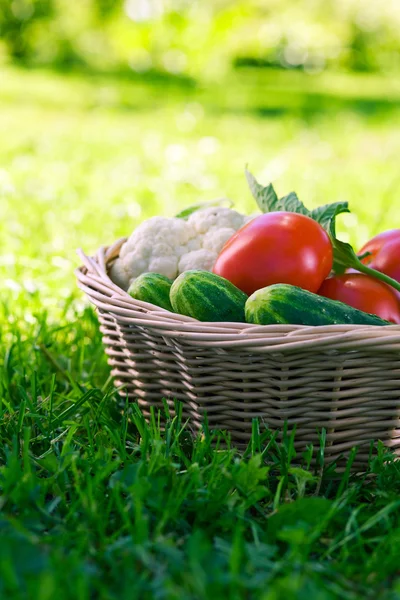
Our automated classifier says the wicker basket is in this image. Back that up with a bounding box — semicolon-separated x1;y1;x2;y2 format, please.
76;238;400;470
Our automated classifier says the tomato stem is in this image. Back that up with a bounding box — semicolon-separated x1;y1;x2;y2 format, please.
354;260;400;294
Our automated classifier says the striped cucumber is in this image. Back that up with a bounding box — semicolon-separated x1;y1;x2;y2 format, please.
128;272;174;311
245;284;390;326
170;270;247;322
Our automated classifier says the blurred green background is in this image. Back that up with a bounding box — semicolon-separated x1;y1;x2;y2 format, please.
1;0;400;76
1;0;400;317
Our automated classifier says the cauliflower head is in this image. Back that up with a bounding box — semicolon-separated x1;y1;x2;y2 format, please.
110;205;249;290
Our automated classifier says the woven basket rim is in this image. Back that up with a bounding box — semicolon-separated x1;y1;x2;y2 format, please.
75;238;400;351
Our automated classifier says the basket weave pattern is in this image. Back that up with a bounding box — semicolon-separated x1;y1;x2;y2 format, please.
76;238;400;468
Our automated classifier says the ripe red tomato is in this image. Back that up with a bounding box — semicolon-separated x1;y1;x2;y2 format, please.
318;273;400;323
358;230;400;286
348;230;400;302
212;211;333;295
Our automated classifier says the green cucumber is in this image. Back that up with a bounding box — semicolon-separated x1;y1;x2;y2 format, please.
128;272;174;311
170;270;247;322
245;284;390;326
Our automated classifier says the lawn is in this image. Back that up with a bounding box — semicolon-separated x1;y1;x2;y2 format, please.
1;66;400;599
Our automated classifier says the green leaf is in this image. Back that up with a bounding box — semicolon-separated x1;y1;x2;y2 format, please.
246;169;313;219
329;227;361;275
278;191;310;215
245;168;279;212
246;169;350;231
311;201;350;231
246;168;346;231
288;467;316;481
267;497;334;543
175;198;233;220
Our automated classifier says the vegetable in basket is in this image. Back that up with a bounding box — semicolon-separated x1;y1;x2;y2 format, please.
170;270;248;322
355;230;400;300
109;206;255;291
318;273;400;324
128;273;174;312
244;169;400;297
245;284;391;327
213;211;333;296
109;167;400;327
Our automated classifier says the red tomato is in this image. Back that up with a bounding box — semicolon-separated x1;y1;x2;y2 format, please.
318;273;400;323
351;230;400;302
358;230;400;284
358;229;400;266
212;211;333;295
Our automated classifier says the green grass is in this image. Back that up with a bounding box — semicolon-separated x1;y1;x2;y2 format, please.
1;66;400;599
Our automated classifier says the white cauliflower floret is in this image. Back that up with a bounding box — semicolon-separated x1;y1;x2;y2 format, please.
202;227;237;254
178;249;217;273
109;205;251;290
109;259;131;291
187;205;245;235
147;255;178;279
186;237;202;252
175;236;201;258
120;216;193;259
111;216;192;290
117;250;148;280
